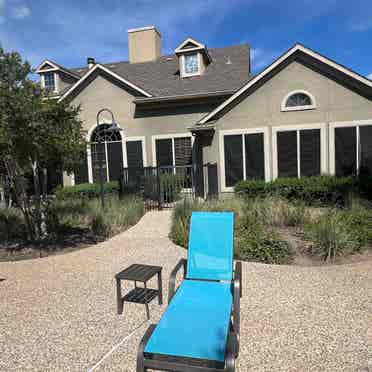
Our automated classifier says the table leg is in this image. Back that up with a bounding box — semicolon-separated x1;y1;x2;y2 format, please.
116;278;123;315
144;282;150;320
157;271;163;305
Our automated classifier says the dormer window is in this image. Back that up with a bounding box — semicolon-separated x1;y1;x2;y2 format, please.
175;37;212;79
184;53;199;75
43;72;56;91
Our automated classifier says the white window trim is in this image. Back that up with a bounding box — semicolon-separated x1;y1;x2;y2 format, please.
329;119;372;175
272;123;327;180
151;133;194;167
123;136;147;168
219;127;271;193
281;90;317;112
41;72;59;93
180;53;201;78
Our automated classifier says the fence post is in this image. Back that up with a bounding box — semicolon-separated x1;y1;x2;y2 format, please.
156;165;162;210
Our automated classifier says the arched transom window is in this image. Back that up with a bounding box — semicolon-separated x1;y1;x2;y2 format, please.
281;90;316;112
90;124;123;183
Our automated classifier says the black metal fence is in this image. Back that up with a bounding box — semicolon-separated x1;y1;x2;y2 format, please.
120;164;218;210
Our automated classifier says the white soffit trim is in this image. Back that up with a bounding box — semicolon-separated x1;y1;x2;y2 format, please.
35;59;80;79
58;64;152;102
198;44;372;125
175;37;205;53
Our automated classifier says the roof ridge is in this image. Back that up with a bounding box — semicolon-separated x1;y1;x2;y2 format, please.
67;43;250;72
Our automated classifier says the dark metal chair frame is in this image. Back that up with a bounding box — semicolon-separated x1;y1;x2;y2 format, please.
137;259;242;372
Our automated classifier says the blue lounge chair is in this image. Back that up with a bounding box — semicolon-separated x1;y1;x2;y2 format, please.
137;211;242;372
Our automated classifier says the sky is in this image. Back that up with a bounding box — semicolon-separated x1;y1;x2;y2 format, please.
1;0;372;79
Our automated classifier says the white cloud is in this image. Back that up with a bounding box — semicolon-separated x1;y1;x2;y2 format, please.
368;73;372;80
251;48;277;72
11;5;31;19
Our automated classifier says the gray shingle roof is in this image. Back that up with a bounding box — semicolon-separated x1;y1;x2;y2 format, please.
68;44;251;98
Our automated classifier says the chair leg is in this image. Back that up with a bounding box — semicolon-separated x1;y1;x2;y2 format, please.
137;324;156;372
225;331;236;372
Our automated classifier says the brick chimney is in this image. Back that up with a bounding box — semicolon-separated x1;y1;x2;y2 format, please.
128;26;161;64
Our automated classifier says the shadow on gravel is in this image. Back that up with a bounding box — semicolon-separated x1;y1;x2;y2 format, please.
0;227;102;262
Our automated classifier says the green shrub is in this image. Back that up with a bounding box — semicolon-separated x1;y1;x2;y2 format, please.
242;197;310;228
0;208;27;240
235;226;293;264
87;195;144;237
304;211;358;261
235;176;356;205
160;173;183;203
55;181;120;200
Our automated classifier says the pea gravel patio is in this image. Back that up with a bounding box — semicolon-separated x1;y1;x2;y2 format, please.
0;211;371;372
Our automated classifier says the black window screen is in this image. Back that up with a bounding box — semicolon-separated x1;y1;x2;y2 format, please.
156;139;173;167
174;137;192;166
335;127;356;176
360;125;372;176
224;135;243;187
126;141;143;169
91;143;107;183
245;133;265;179
107;142;123;182
300;129;320;177
277;131;298;177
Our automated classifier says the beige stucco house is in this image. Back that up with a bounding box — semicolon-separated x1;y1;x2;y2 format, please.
35;26;372;195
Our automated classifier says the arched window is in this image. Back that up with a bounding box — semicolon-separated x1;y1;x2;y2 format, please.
281;90;316;112
90;124;123;183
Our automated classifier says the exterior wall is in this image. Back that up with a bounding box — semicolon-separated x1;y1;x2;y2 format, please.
58;71;77;93
66;74;215;185
208;61;372;193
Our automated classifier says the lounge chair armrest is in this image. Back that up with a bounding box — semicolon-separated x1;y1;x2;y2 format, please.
168;258;187;303
234;261;242;298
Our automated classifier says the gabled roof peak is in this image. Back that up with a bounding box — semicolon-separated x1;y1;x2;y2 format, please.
175;37;205;53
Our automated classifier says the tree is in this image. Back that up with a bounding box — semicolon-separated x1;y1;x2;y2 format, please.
0;45;86;239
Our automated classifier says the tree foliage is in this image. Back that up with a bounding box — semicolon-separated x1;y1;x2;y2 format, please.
0;45;86;239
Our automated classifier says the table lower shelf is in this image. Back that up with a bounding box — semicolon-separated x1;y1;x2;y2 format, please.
123;288;159;304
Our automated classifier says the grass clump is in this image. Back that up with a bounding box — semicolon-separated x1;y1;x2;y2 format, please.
0;208;27;241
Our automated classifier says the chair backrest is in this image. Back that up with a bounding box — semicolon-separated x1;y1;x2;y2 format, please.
186;211;234;281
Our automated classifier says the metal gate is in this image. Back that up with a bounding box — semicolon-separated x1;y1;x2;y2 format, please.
120;164;217;210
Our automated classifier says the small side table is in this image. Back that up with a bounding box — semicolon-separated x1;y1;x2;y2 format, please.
115;264;163;320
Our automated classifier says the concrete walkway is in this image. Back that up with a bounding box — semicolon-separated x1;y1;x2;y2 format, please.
0;211;371;371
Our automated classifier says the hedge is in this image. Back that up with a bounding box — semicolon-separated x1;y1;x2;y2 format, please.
55;181;120;199
234;176;372;205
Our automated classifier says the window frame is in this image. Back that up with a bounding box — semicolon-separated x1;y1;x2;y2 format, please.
180;53;201;78
151;133;194;168
329;120;372;176
123;136;147;168
42;71;58;92
219;127;271;192
281;90;316;112
272;123;327;180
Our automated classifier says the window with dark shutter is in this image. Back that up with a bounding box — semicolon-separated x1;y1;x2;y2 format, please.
224;135;243;187
156;139;173;167
245;133;265;179
277;131;298;177
126;141;143;169
107;142;123;182
300;129;320;176
174;137;192;166
360;125;372;176
335;127;357;176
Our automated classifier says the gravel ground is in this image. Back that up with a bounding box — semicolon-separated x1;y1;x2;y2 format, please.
0;210;371;372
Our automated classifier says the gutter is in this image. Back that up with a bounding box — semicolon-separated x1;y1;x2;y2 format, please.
133;90;235;105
